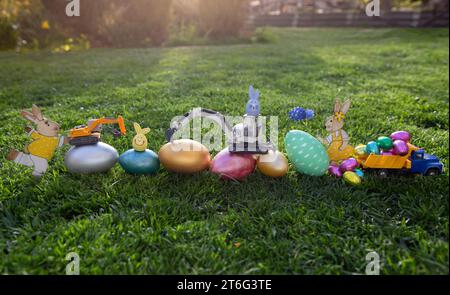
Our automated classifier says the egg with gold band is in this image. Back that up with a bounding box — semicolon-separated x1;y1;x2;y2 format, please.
158;139;210;173
257;150;288;178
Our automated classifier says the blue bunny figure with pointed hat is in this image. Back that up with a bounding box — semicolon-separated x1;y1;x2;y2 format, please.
246;85;260;117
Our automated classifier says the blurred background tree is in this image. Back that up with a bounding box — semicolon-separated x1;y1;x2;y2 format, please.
198;0;249;39
168;0;250;45
0;0;63;50
41;0;173;47
1;0;250;50
168;0;200;45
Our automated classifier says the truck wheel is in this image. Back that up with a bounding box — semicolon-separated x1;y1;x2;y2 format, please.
425;168;440;176
378;169;388;178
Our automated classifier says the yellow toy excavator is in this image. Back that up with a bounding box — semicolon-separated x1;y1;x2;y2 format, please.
68;116;126;146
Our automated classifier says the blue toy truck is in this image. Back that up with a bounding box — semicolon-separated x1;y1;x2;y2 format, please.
409;149;443;176
357;145;443;176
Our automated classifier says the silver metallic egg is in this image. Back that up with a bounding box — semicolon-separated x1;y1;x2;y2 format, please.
65;142;119;174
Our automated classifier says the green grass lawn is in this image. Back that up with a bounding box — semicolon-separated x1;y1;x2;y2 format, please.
0;28;448;275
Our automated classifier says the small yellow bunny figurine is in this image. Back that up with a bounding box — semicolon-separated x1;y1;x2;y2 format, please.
132;122;150;151
322;99;354;163
6;104;69;177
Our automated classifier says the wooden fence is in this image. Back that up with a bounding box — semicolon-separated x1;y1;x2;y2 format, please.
251;11;449;28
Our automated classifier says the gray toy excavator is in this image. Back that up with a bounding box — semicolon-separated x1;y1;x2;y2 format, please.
165;85;272;154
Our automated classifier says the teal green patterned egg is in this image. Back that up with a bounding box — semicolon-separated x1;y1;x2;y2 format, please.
284;130;329;176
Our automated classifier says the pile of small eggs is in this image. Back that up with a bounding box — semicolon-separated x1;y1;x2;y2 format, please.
356;130;411;157
328;130;411;185
328;157;364;185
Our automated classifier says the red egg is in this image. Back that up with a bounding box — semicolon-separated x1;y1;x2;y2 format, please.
390;131;411;143
328;165;342;177
339;157;358;172
393;140;409;156
210;148;256;181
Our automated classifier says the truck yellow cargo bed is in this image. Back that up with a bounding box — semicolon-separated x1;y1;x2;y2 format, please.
361;154;409;169
358;143;419;169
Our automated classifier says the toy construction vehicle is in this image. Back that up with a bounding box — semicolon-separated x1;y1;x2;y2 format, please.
356;143;443;176
165;86;272;154
69;116;126;146
165;108;272;154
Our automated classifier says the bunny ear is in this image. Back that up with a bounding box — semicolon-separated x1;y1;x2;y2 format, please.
21;110;37;123
333;99;341;113
31;104;43;121
249;85;259;101
141;128;150;135
133;122;142;134
248;85;254;99
341;99;351;114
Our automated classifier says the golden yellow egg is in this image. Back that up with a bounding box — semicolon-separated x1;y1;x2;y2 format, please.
343;171;361;186
257;150;289;178
158;139;210;174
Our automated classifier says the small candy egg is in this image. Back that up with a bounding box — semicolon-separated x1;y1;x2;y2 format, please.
365;141;380;155
376;136;393;150
339;157;358;172
381;150;394;156
343;171;361;186
328;165;342;177
393;140;409;156
354;144;367;156
390;131;411;143
354;169;364;177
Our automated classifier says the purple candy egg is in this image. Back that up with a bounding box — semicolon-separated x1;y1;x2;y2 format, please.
381;151;394;156
339;157;358;172
390;131;411;143
393;140;409;156
328;165;342;177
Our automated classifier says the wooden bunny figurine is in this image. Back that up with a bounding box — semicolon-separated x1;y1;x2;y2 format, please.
322;99;354;163
132;122;150;152
6;104;69;177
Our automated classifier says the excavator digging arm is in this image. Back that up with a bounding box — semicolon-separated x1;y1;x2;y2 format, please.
165;108;233;142
88;116;126;135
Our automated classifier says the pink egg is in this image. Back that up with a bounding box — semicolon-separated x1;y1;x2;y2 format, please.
381;151;394;156
390;131;411;142
328;165;342;177
339;157;358;172
393;140;409;156
210;148;256;181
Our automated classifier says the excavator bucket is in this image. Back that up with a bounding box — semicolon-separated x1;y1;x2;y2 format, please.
117;116;126;135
